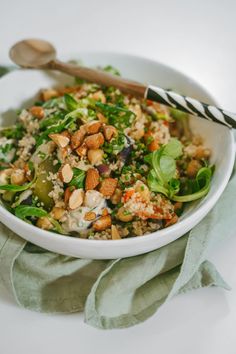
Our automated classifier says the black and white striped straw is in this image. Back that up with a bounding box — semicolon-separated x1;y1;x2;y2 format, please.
146;85;236;129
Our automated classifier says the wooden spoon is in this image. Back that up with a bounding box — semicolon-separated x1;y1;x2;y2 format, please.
10;38;236;129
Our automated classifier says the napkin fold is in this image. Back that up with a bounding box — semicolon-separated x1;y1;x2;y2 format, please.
0;68;235;329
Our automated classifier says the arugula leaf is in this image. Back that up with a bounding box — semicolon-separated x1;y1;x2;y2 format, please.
36;115;76;147
69;168;85;188
39;112;65;130
14;205;47;221
172;167;212;202
162;138;183;159
0;179;34;192
145;139;183;185
95;102;136;129
146;138;212;202
42;97;64;109
64;93;78;111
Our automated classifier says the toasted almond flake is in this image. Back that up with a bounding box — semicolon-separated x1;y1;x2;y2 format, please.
64;186;73;204
76;143;87;157
41;89;58;101
49;133;70;148
102;208;109;216
103;125;117;141
85;168;100;191
59;164;73;183
111;225;121;239
92;215;112;231
29;106;45;119
97;112;107;123
84;211;96;221
84;133;104;150
71;129;85;150
99;178;118;197
85;121;102;134
69;189;84;210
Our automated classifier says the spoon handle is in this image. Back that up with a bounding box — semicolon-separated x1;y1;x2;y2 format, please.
50;60;236;129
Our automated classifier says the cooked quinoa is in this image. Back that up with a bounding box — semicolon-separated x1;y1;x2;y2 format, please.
0;66;213;240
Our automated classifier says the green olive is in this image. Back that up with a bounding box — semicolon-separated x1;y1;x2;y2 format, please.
34;158;58;211
2;190;15;202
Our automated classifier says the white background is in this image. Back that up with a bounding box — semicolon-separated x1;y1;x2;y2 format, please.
1;0;236;353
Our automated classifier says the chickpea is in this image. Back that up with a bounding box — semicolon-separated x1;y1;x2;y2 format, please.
50;207;65;220
186;160;202;178
110;188;122;204
87;149;103;165
10;169;26;185
36;216;53;230
117;207;133;222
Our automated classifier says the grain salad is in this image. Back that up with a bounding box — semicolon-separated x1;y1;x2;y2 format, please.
0;66;213;240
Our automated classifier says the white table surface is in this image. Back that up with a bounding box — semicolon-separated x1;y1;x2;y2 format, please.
1;0;236;353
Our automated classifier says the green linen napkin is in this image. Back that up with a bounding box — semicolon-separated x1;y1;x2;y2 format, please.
0;171;234;329
0;68;235;329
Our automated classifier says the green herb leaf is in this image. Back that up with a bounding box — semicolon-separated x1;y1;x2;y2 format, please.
95;102;136;129
171;167;212;202
162;138;183;159
103;65;121;76
0;124;24;139
36;115;76;147
14;205;47;221
64;93;78;111
103;132;126;155
69;168;85;188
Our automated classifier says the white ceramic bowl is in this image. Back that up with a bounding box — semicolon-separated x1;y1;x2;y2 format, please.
0;52;235;259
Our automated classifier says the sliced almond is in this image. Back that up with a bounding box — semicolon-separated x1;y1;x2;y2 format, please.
64;186;73;204
84;211;96;221
84;133;104;150
97;112;107;123
29;106;45;119
76;143;88;157
103;125;117;141
102;208;109;216
92;215;112;231
87;149;103;165
49;133;70;148
69;188;84;210
111;225;121;240
85;121;102;134
59;164;73;183
85;168;100;191
41;89;58;101
91;91;106;103
99;178;118;197
71;129;85;150
57;146;71;163
61;130;71;139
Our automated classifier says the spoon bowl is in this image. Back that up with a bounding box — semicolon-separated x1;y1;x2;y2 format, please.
9;39;56;68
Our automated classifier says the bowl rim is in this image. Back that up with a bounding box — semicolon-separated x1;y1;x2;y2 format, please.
0;52;235;250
